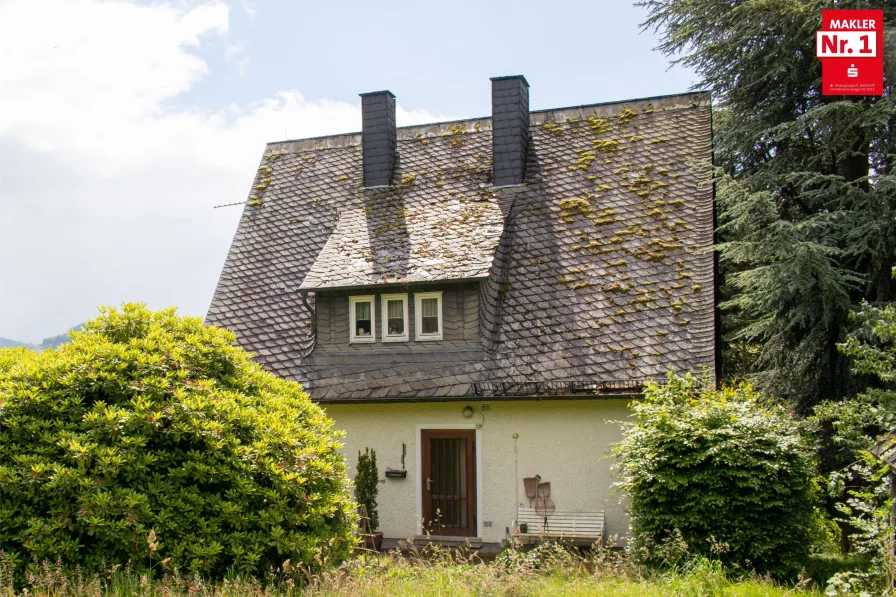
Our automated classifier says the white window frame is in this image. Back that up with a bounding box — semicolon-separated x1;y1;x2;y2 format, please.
380;293;409;342
349;295;376;343
414;291;443;341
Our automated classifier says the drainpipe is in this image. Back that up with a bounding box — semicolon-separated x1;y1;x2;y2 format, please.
299;290;317;351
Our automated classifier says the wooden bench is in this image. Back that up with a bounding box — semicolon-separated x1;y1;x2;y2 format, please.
514;508;605;546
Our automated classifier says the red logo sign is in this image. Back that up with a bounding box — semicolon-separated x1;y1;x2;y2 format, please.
816;9;883;95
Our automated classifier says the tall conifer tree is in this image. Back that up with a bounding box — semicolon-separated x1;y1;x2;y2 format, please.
640;0;896;412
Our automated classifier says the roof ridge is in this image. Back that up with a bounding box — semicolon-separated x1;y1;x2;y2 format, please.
265;91;709;152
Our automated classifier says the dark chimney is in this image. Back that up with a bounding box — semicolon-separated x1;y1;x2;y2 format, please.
490;75;530;186
360;90;397;187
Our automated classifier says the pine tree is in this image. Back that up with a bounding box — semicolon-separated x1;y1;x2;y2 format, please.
354;448;379;531
640;0;896;412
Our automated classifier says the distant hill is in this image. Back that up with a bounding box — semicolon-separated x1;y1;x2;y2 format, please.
38;325;85;349
0;324;85;352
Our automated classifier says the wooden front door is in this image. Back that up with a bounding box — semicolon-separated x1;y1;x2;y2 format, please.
421;429;477;537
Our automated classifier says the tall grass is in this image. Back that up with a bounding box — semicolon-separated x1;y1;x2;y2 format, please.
0;543;824;597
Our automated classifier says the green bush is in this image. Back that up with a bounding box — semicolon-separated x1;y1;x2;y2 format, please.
802;553;871;588
0;304;354;578
613;372;815;578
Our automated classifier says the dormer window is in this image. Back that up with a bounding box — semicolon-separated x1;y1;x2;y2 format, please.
415;292;443;341
349;295;375;343
346;292;445;344
381;294;409;342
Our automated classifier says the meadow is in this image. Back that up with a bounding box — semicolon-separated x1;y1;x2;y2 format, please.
0;543;827;597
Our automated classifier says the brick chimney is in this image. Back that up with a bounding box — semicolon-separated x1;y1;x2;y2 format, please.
490;75;530;186
360;90;397;187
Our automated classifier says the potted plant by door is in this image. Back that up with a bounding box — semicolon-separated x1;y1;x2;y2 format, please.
355;447;383;551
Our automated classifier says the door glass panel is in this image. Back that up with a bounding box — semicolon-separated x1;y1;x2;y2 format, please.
458;439;467;527
428;437;467;530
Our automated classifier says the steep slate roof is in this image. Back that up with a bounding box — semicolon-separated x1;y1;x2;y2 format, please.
207;91;715;402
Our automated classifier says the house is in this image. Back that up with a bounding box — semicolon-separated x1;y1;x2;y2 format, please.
871;430;896;528
207;76;715;548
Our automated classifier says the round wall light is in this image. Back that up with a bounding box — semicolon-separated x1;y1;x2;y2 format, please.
462;406;474;418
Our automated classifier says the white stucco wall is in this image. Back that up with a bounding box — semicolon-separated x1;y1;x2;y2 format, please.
323;399;631;545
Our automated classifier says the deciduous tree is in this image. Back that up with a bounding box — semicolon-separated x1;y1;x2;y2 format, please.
0;304;355;579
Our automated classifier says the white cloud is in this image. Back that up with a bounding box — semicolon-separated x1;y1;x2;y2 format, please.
241;0;258;20
0;0;446;343
225;42;245;58
225;41;249;74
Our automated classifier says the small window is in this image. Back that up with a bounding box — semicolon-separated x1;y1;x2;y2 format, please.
381;294;409;342
415;291;443;341
349;295;375;343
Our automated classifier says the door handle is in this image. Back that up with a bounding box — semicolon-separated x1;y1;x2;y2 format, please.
426;477;433;491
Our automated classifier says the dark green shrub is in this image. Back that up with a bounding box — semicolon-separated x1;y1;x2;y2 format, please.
0;304;354;578
613;372;815;578
803;553;871;588
354;448;378;531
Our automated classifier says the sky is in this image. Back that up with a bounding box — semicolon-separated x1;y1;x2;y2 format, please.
0;0;698;344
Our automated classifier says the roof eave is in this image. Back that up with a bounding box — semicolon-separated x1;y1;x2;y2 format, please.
300;275;490;293
314;393;642;405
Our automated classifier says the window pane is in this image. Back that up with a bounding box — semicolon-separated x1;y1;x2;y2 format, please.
355;301;371;336
421;297;439;334
421;297;438;318
388;299;403;319
387;299;404;335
